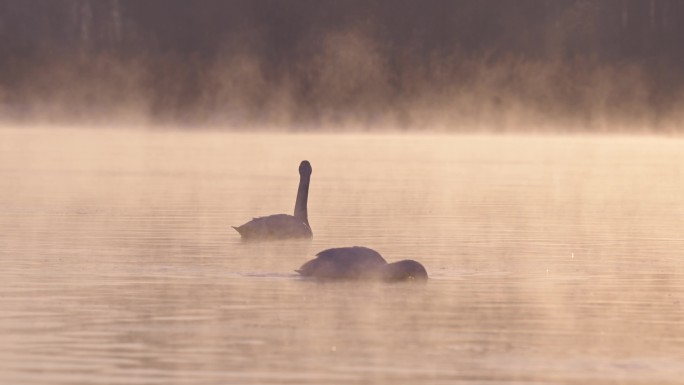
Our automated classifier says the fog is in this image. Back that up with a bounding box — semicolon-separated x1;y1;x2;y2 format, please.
3;4;684;382
1;0;684;132
3;128;684;384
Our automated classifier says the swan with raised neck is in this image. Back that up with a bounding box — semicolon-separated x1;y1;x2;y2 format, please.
233;160;313;240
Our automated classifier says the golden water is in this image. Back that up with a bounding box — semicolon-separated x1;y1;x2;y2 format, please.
1;127;683;384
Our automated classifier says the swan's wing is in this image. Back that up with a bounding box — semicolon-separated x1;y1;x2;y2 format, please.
233;214;312;240
315;246;387;264
298;246;387;279
295;258;320;276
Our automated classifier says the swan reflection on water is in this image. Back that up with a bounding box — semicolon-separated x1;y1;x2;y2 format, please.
297;246;428;282
233;160;313;241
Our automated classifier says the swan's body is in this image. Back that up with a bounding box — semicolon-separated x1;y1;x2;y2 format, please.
297;246;428;281
233;214;311;240
233;161;313;241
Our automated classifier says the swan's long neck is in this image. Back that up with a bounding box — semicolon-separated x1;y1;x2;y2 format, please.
294;174;310;225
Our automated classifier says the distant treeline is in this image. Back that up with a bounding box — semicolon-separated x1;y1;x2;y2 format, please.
1;0;684;130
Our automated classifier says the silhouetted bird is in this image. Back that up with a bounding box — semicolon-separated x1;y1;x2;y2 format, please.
233;160;313;240
297;246;428;281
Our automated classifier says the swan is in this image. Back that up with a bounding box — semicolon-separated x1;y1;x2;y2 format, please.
296;246;428;281
233;160;313;240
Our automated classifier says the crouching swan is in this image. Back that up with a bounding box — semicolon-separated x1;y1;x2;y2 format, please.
297;246;428;281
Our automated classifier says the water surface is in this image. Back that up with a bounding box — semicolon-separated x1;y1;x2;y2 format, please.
1;128;683;384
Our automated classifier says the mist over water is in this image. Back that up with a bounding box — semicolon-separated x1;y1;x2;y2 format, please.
1;1;684;131
1;128;684;384
2;2;684;384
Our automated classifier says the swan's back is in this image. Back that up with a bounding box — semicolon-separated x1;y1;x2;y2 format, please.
297;246;387;279
233;214;312;240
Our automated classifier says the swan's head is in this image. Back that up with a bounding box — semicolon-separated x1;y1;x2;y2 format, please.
299;160;312;177
382;260;428;282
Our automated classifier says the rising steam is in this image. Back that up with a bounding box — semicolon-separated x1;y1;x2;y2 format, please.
1;1;683;133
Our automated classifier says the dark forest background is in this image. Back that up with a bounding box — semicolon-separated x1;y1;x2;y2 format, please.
1;0;684;131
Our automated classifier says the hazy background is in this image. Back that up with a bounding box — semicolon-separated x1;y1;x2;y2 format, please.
1;0;684;132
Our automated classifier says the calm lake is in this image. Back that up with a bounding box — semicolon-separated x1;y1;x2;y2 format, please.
1;127;683;385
